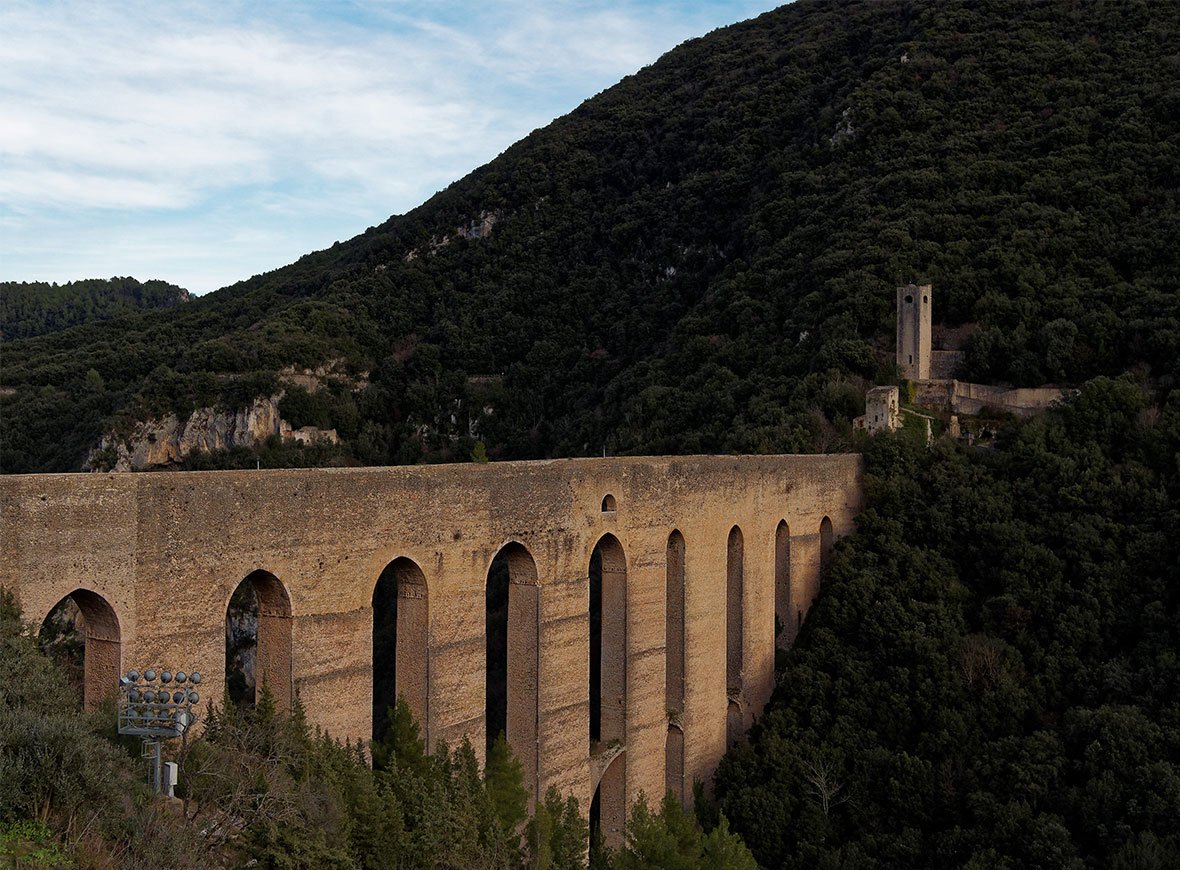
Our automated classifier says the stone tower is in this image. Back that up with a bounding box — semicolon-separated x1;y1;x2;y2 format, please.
896;283;932;380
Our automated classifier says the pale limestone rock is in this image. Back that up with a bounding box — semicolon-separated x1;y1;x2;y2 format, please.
87;395;336;471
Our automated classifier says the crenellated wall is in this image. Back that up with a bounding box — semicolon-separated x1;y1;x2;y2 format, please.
0;454;862;843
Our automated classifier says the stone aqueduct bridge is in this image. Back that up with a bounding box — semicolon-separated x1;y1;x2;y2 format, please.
1;454;862;837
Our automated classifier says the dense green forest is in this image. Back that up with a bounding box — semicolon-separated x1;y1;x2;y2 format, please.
713;378;1180;868
0;277;189;342
3;0;1178;472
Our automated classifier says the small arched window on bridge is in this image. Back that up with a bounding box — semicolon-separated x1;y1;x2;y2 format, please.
601;494;617;512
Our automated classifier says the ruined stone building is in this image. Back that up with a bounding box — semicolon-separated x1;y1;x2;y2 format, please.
892;283;1065;420
1;454;862;845
853;385;900;434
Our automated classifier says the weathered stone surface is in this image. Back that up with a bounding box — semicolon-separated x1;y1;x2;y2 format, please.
853;385;900;434
1;453;861;834
897;283;933;381
86;396;338;472
914;379;1067;417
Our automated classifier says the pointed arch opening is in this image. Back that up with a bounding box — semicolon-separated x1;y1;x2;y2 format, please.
665;530;686;801
38;589;120;711
589;533;627;847
486;542;540;799
590;533;627;746
820;516;834;571
726;525;744;745
592;750;627;851
373;557;428;743
226;570;292;712
775;520;792;649
727;698;743;747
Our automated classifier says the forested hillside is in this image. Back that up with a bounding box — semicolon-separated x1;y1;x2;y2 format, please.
0;277;189;341
2;0;1178;473
713;379;1180;868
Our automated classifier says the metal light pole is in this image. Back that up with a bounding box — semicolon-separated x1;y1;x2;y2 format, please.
118;667;202;794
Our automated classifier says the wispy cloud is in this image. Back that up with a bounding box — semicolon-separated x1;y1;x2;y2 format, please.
0;0;773;293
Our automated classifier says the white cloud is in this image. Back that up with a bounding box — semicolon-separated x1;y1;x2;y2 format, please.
0;0;774;293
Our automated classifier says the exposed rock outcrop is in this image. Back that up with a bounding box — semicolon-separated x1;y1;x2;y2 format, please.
401;210;499;263
86;395;338;472
277;359;369;393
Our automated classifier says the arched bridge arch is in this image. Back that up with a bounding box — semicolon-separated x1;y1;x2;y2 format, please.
38;588;121;711
373;556;429;744
486;541;541;802
226;569;292;712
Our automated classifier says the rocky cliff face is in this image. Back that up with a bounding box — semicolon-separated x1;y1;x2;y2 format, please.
86;395;338;472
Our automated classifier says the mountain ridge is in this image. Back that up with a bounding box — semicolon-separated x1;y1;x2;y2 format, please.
0;277;190;342
2;0;1177;473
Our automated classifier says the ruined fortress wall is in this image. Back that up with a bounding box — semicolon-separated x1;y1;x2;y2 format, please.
930;350;964;380
915;379;1065;418
0;454;862;825
993;386;1066;413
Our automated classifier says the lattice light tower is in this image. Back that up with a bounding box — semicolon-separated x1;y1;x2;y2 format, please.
118;667;202;794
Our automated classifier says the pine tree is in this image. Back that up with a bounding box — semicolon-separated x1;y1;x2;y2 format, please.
700;816;758;870
613;793;694;870
484;732;529;836
370;696;428;775
610;791;757;870
530;786;588;870
343;761;404;869
526;793;555;869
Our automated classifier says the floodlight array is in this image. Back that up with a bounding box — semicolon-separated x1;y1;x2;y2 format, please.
117;667;202;739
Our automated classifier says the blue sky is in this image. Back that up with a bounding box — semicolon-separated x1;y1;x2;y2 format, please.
1;0;776;295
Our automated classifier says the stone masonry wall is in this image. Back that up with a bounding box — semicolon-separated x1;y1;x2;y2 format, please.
0;454;862;832
915;379;1066;418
